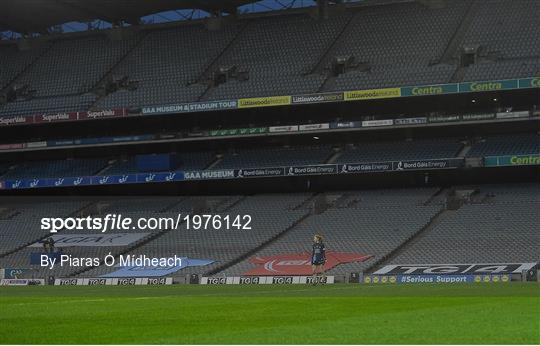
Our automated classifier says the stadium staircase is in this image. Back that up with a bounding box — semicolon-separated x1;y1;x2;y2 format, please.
87;33;149;110
307;13;356;92
456;142;472;158
206;211;312;276
437;0;480;65
325;147;344;164
207;192;350;276
0;41;52;93
158;196;191;213
204;155;224;170
0;207;20;220
333;193;360;208
364;188;454;273
445;0;483;82
94;160;115;176
71;195;250;277
293;192;318;211
423;187;446;206
196;22;250;101
365;207;450;272
214;195;246;212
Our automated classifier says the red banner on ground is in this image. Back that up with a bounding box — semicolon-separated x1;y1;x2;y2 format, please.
243;251;372;276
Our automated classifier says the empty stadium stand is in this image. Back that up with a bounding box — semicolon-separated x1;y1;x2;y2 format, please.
214;145;335;169
0;43;50;90
1;0;539;115
461;0;540;60
2;133;539;180
201;14;348;100
0;200;89;255
75;194;312;278
102;151;216;175
222;188;444;277
466;133;540;157
0;0;538;286
336;139;464;163
386;184;540;265
1;158;108;179
326;0;469;91
92;24;239;109
0;183;537;280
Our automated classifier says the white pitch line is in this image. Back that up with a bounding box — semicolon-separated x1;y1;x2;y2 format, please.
2;285;370;306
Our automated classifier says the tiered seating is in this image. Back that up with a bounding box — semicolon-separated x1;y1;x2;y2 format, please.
223;191;442;276
1;186;537;279
334;64;456;91
340;188;443;207
89;197;182;214
0;35;140;116
463;59;539;82
214;145;334;169
460;0;540;82
467;133;540;157
336;139;462;163
92;196;243;214
0;0;537;114
327;1;469;91
0;94;96;117
1;158;108;179
81;193;311;278
475;183;540;204
0;197;189;278
204;14;349;100
102;151;216;175
166;196;243;213
462;0;540;59
0;43;49;89
5;134;540;180
12;35;140;98
93;24;239;108
389;200;539;264
207;75;326;101
0;200;89;255
0;163;11;175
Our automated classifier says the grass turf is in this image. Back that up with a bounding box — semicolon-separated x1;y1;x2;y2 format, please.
0;283;538;344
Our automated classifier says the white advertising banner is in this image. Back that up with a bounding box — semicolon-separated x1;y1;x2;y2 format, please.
361;119;394;127
200;276;335;285
54;277;173;285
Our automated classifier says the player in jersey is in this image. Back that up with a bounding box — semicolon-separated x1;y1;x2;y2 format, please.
311;234;326;284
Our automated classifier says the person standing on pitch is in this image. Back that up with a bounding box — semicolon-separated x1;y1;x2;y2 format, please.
311;234;326;284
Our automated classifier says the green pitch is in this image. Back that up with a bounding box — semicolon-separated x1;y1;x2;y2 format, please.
1;283;539;344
